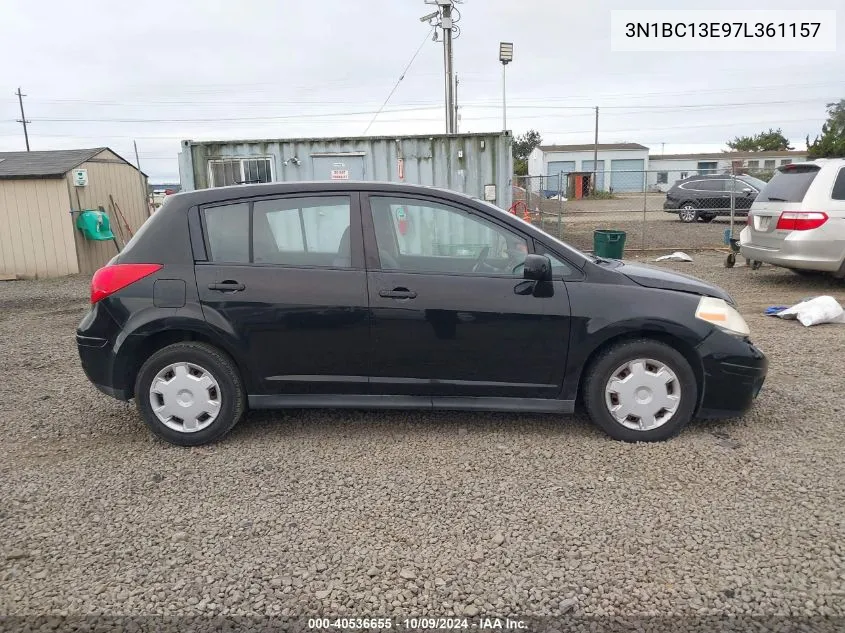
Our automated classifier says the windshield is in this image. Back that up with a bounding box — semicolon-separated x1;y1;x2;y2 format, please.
473;198;591;264
756;165;820;202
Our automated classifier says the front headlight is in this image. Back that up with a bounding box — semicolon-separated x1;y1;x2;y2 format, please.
695;297;750;337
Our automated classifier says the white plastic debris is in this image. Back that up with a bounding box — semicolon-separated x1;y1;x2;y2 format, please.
776;296;845;327
654;251;694;262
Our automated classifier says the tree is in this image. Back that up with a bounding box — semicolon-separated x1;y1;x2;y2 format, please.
806;99;845;159
513;129;542;176
726;128;793;152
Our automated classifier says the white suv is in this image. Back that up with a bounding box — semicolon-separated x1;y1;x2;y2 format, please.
740;159;845;277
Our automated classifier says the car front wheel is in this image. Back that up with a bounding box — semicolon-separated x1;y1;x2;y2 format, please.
583;339;698;442
678;205;699;223
134;342;246;446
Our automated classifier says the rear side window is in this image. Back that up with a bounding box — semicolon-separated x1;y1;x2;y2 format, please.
832;168;845;201
683;179;723;192
203;203;250;263
757;165;820;202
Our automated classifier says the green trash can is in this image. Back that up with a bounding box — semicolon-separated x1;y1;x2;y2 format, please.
593;229;627;259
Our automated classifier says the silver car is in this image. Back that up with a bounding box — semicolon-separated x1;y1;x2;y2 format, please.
740;159;845;276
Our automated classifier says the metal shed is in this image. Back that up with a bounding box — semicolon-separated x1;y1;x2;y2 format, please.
0;148;149;279
178;132;513;210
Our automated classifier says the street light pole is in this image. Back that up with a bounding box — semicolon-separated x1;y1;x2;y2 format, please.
499;42;513;133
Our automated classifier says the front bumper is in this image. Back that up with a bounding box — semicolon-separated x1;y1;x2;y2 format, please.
695;330;768;420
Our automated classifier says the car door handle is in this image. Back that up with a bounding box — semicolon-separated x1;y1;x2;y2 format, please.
208;281;245;292
379;288;417;299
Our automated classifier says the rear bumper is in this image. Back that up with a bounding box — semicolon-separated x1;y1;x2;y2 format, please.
77;333;132;401
695;331;768;420
739;226;845;272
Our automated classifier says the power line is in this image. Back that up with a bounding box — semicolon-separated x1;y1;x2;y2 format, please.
363;27;434;135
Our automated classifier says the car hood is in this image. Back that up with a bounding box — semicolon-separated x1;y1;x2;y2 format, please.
617;261;734;303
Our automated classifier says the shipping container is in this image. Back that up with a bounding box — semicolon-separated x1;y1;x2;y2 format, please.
178;133;513;210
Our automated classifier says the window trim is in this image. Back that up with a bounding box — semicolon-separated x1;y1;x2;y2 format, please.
361;192;535;278
197;192;363;270
207;156;275;188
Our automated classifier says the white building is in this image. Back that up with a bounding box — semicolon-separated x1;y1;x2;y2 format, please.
647;150;808;191
528;143;650;193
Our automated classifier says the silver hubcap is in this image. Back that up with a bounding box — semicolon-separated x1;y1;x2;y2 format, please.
604;358;681;431
680;207;696;221
149;362;221;433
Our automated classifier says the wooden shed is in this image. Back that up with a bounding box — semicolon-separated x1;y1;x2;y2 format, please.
0;147;149;279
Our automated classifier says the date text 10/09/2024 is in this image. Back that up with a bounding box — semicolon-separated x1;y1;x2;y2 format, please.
307;617;529;630
625;22;821;39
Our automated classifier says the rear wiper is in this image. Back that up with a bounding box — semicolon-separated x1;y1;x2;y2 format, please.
763;196;789;202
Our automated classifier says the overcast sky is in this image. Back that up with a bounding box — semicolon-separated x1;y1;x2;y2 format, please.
1;0;842;182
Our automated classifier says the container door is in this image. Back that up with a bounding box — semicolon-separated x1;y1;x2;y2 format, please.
312;155;366;181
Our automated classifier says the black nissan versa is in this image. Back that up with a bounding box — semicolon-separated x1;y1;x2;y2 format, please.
77;182;767;446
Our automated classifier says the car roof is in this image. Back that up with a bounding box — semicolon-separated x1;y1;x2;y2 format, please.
167;180;483;207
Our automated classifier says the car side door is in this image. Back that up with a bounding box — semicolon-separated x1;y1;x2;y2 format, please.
193;192;371;399
361;192;571;401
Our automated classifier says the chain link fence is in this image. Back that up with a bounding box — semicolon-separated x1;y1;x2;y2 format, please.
513;165;777;254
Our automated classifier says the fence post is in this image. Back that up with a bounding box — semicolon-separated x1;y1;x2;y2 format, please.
730;166;736;238
557;171;563;238
641;170;647;251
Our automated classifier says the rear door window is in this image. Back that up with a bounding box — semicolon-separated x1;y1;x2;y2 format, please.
757;165;820;202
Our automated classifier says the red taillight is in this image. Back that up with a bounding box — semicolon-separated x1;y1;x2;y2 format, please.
775;212;828;231
90;263;163;304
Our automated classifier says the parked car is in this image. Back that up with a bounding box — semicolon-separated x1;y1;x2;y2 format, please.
740;159;845;276
77;182;767;446
664;174;768;223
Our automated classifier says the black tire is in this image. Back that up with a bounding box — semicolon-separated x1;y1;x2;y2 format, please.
583;339;698;442
678;204;699;223
700;215;716;223
134;342;246;446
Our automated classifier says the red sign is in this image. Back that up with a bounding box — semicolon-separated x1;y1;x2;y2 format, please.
398;158;405;180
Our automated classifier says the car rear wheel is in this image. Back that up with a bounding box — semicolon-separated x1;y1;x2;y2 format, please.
583;339;698;442
678;204;699;223
135;342;245;446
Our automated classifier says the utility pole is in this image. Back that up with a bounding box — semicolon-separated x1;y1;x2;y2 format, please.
592;106;599;192
15;87;30;152
441;1;456;134
422;0;460;134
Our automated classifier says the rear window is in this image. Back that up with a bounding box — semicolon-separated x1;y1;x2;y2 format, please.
757;165;820;203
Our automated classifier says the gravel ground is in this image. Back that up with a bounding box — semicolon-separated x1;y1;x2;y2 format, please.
2;255;845;630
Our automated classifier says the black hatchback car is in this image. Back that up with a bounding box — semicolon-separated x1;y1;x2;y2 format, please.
77;182;767;445
664;174;768;223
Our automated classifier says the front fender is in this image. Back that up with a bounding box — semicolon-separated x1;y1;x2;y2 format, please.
560;283;713;400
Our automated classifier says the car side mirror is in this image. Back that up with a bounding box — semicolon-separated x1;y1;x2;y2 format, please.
742;187;753;194
523;254;552;281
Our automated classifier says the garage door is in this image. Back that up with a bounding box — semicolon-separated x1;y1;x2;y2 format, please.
581;160;605;191
610;159;645;192
546;161;575;191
